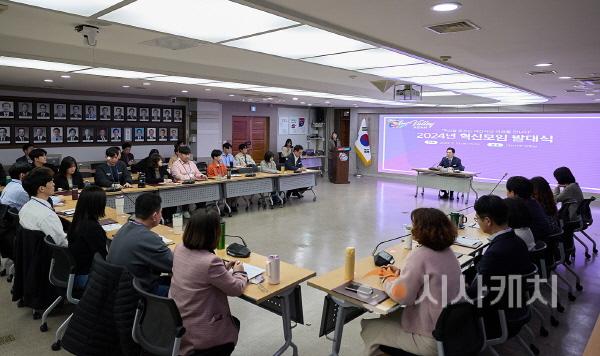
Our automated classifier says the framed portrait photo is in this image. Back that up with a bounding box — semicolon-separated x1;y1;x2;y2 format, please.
113;106;125;121
32;127;47;143
173;109;183;123
169;127;179;141
139;107;150;122
0;101;14;119
36;103;51;119
50;127;63;143
146;127;157;142
111;127;122;142
151;107;161;122
15;127;29;143
99;105;111;120
69;104;83;120
158;127;168;142
53;103;67;120
0;126;10;143
82;127;95;143
18;102;33;119
134;127;145;142
66;127;79;143
126;107;137;122
162;108;172;122
97;128;109;143
124;127;132;142
85;104;97;120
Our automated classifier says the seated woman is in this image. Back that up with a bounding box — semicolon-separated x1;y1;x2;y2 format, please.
553;166;584;223
54;156;85;191
144;153;171;184
531;176;562;234
67;185;108;288
260;151;282;205
361;208;461;356
504;197;536;250
281;138;293;161
169;210;248;356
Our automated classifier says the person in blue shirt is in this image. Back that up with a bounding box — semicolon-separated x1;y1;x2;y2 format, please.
0;162;31;209
221;142;236;168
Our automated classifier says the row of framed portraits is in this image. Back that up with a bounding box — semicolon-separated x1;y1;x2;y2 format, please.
0;126;180;144
0;100;184;123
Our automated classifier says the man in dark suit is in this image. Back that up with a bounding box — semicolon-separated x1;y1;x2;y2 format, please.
33;128;46;142
94;147;133;188
438;147;465;199
15;128;29;143
37;104;50;118
0;127;10;143
19;103;32;117
99;106;111;120
284;144;308;198
16;143;34;164
97;129;108;142
1;102;13;117
468;195;533;338
70;106;82;119
114;107;124;120
506;176;553;241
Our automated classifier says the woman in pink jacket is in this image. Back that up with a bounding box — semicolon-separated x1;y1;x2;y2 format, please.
169;210;248;355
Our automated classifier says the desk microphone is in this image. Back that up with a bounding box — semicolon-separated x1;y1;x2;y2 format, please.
372;233;412;266
225;234;251;258
488;172;508;196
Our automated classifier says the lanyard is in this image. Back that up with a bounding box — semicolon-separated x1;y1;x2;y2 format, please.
32;198;54;212
179;160;193;179
110;165;119;182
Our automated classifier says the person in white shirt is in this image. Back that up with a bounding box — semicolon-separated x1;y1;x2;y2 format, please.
0;162;31;210
19;167;68;246
234;143;256;167
170;145;206;182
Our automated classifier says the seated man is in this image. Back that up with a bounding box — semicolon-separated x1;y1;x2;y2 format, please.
284;145;307;198
506;176;552;241
221;142;236;168
0;163;31;209
16;143;34;165
28;148;57;173
94;147;132;188
19;167;68;246
107;193;173;296
207;149;227;178
119;142;135;167
170;145;206;182
234;143;256;167
468;195;532;338
438;147;464;199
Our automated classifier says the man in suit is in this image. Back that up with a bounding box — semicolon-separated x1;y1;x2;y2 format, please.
97;129;108;142
438;147;465;199
127;108;137;121
54;104;66;119
70;105;82;119
19;103;32;117
151;108;161;122
33;128;46;142
468;195;533;338
169;129;178;141
100;106;111;120
0;127;10;143
82;128;94;142
50;128;62;143
506;176;553;241
1;102;13;117
147;128;156;141
37;104;50;118
114;107;124;120
284;144;308;198
16;143;34;164
85;106;96;120
111;128;121;141
94;147;132;188
15;128;29;143
67;128;79;142
158;128;168;141
139;108;149;121
134;129;144;141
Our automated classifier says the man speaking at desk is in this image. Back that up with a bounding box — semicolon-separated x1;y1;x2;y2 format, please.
438;147;464;200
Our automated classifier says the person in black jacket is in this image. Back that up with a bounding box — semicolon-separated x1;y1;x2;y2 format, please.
284;145;307;198
438;147;465;199
506;176;552;241
67;185;109;288
132;148;159;173
468;195;533;338
54;156;85;191
94;147;132;188
16;143;35;165
144;153;171;184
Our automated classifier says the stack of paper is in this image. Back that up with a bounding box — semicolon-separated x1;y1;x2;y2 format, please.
102;223;122;232
454;236;482;248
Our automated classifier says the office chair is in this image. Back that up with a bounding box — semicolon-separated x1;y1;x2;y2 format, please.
0;204;19;282
573;197;597;257
132;278;186;356
40;236;80;333
529;240;561;333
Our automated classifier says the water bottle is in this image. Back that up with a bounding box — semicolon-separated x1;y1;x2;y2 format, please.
71;188;79;200
217;221;226;249
138;172;146;188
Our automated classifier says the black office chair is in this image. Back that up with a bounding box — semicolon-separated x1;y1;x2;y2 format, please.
557;202;584;297
131;278;186;356
0;204;19;281
40;236;80;333
196;161;208;175
573;197;597;257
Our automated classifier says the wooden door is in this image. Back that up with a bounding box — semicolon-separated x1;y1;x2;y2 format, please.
232;116;269;163
334;109;351;147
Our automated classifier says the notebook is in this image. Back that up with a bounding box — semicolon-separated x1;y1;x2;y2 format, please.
454;236;483;248
57;208;75;216
332;281;388;306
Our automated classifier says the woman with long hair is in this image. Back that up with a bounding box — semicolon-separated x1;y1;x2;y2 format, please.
54;156;84;191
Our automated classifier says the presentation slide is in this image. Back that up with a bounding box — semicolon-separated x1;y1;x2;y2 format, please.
378;113;600;192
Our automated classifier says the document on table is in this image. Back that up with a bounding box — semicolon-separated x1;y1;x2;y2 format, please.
454;236;483;248
160;236;174;245
102;223;122;232
57;208;75;216
242;263;265;280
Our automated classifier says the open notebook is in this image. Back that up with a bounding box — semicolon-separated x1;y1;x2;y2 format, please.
454;236;483;248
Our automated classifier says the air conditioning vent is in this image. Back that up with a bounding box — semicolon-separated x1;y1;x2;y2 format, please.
565;89;585;93
575;77;600;86
426;20;480;34
527;70;557;76
141;36;201;51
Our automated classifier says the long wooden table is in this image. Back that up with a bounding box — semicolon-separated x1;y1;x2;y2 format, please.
584;314;600;356
55;196;315;356
412;168;479;204
307;219;489;355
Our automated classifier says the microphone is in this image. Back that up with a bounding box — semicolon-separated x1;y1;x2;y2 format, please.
488;172;508;196
225;234;251;258
372;233;412;266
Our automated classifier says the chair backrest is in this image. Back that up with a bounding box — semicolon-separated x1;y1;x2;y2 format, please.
196;161;208;174
577;197;595;228
529;241;548;278
43;235;76;290
131;278;185;356
558;200;579;225
432;301;485;356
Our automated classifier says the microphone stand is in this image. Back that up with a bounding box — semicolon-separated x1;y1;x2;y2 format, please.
372;233;412;256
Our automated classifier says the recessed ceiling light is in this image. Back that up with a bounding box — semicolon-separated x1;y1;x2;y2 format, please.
586;93;595;96
181;90;188;93
324;101;331;104
143;82;151;85
595;98;600;101
0;56;90;72
421;91;460;97
359;63;457;78
534;63;553;67
292;97;298;101
148;76;215;85
75;67;164;79
204;82;263;90
9;0;123;16
205;88;211;91
100;0;297;43
43;79;53;83
300;102;305;104
302;48;422;70
436;81;504;90
228;94;235;97
60;75;71;79
431;2;462;12
308;104;313;106
122;85;130;88
558;76;572;80
266;97;273;100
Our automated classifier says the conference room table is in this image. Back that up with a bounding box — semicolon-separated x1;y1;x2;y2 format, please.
98;170;319;214
55;196;316;356
412;168;479;203
307;217;489;356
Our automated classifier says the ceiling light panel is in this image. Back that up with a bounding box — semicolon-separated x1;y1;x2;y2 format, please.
100;0;297;43
436;81;504;90
0;56;90;72
359;63;457;78
459;88;523;94
147;76;216;84
302;48;422;70
224;25;374;59
244;87;297;94
399;73;485;85
203;82;264;89
9;0;122;16
421;91;460;97
74;67;164;79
